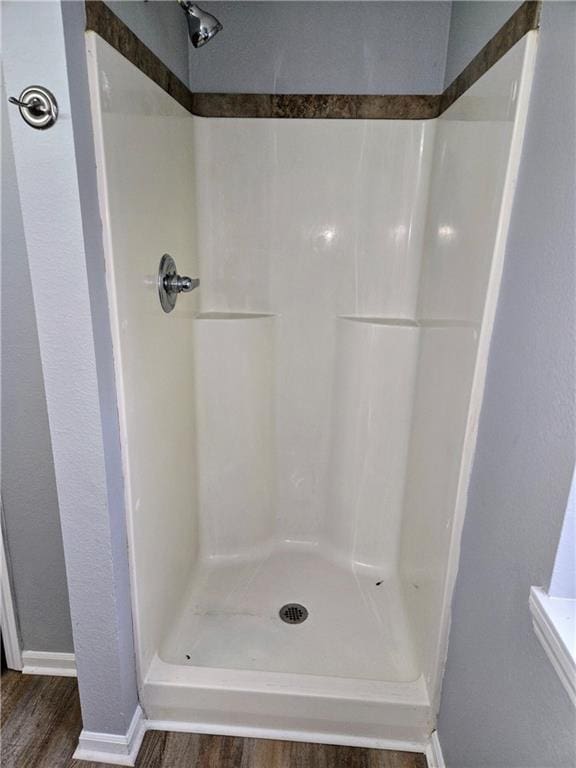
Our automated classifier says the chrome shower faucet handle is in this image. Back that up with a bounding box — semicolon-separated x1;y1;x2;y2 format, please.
158;254;200;313
164;274;200;295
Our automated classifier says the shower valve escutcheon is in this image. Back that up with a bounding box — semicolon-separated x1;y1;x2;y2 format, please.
158;253;199;313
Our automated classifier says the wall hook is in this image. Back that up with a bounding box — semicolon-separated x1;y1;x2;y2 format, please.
8;86;58;130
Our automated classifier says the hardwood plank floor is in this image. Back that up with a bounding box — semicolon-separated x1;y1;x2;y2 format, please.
1;670;428;768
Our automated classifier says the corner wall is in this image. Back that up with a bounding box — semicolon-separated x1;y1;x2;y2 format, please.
438;4;576;766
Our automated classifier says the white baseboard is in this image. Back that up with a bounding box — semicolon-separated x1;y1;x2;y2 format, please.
73;704;146;767
73;710;434;767
425;731;446;768
1;508;23;670
22;650;76;677
146;719;427;753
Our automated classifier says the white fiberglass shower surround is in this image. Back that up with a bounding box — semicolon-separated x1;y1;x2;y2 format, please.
86;29;536;749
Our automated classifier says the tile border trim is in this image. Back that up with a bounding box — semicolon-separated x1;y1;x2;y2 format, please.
190;93;442;120
85;0;540;119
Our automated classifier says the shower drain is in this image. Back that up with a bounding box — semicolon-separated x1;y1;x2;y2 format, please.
279;603;308;624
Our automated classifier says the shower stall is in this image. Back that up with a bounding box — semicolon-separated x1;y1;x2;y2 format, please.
86;27;536;748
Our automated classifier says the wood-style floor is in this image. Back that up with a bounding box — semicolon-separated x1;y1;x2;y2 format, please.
1;669;428;768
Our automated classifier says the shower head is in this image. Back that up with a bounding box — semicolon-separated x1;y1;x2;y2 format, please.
178;1;223;48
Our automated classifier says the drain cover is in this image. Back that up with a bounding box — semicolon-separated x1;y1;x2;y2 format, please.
279;603;308;624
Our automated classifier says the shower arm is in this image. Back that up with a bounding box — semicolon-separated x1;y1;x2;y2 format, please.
177;0;223;48
178;1;203;24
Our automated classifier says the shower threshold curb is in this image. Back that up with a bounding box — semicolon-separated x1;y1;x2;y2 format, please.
141;655;432;749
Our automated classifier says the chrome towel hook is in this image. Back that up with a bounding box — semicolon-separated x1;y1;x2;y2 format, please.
8;86;58;130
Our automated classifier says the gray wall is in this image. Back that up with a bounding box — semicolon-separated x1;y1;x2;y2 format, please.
438;4;576;767
105;0;189;84
1;105;74;654
444;1;522;86
188;2;452;94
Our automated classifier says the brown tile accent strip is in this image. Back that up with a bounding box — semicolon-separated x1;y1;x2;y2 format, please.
192;93;441;119
85;0;539;120
191;93;273;118
440;1;541;113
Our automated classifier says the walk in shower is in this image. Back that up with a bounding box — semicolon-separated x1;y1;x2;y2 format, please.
86;25;536;748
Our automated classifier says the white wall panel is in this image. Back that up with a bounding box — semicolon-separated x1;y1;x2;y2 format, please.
402;35;537;689
87;32;199;676
326;319;420;568
194;314;275;557
194;119;434;549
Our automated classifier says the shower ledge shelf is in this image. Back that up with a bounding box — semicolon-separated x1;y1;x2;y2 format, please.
194;314;476;328
339;316;418;327
195;312;275;320
340;316;480;329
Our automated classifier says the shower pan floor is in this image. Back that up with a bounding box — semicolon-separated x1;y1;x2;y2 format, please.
160;544;419;682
